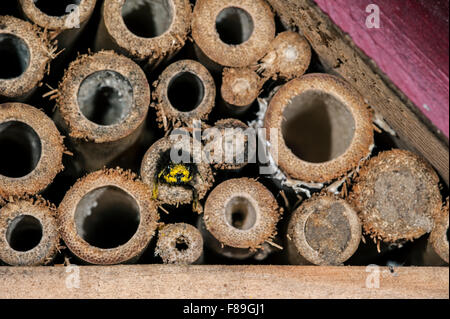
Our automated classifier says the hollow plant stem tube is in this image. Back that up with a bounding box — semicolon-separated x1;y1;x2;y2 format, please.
18;0;96;57
95;0;191;71
0;198;59;266
152;59;215;131
192;0;275;73
0;103;64;200
58;168;159;265
54;51;150;173
0;15;53;102
264;73;374;185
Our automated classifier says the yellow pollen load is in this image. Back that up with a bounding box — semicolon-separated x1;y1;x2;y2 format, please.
162;164;193;184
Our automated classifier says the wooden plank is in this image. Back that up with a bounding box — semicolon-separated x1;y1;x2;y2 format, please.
267;0;449;185
315;0;449;137
0;265;447;299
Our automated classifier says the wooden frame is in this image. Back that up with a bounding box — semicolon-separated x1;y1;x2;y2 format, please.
1;0;448;299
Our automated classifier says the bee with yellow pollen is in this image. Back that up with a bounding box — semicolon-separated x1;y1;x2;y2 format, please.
153;150;200;210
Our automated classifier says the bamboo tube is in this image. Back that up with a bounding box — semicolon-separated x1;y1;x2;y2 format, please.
18;0;96;53
287;195;361;266
350;149;442;243
0;103;64;200
429;200;449;264
204;118;250;171
152;59;215;131
263;73;374;184
140;135;214;208
58;168;159;265
54;51;150;173
203;178;282;252
192;0;275;71
0;15;53;102
0;198;59;266
155;223;203;264
95;0;191;71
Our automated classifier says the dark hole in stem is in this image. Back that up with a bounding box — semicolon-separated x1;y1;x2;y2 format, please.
282;90;355;163
0;34;30;79
175;236;189;251
0;121;42;178
168;72;205;112
446;227;449;242
216;7;254;45
75;186;140;249
34;0;81;17
6;215;43;252
225;197;257;230
78;70;133;126
122;0;173;38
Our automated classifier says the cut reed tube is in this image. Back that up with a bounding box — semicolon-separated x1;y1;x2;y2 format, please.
221;31;312;113
264;73;374;184
350;149;442;243
0;198;59;266
19;0;96;52
287;195;361;266
95;0;191;71
203;178;282;251
221;68;261;114
204;118;250;171
192;0;275;71
155;223;203;264
55;51;150;173
0;103;64;199
58;169;159;265
140;135;214;208
0;15;53;101
257;31;312;81
152;59;215;131
429;200;449;264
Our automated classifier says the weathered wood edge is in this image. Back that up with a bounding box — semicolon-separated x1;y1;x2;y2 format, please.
267;0;449;185
0;265;447;299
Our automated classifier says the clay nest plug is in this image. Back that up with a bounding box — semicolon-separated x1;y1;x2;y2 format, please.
350;149;442;243
155;223;203;264
287;194;362;266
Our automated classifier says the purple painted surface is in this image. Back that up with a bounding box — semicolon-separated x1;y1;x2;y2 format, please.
315;0;449;137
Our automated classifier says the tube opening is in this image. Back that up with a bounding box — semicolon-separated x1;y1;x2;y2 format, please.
168;72;205;112
175;236;189;251
122;0;174;38
446;227;449;242
304;203;351;260
282;90;355;163
0;34;30;79
0;121;42;178
6;215;43;252
78;70;134;126
225;196;257;230
34;0;81;17
75;186;140;249
216;7;254;45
